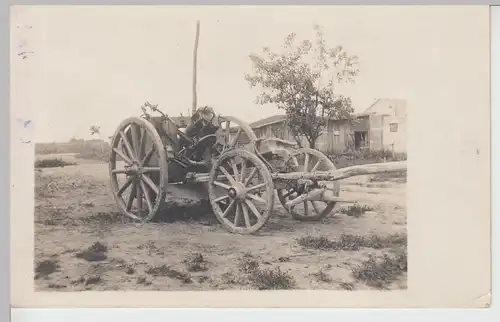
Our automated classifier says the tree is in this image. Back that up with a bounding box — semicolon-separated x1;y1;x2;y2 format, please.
89;125;101;137
245;25;359;149
89;125;105;156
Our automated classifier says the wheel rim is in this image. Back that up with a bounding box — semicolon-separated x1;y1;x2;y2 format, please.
109;117;167;221
209;149;274;234
214;116;258;154
277;148;339;221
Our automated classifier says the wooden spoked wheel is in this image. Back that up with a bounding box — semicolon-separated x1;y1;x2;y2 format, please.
109;117;167;222
277;148;340;221
214;116;258;153
208;149;275;234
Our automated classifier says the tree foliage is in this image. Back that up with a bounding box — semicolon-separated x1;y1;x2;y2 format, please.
89;125;101;136
245;25;359;148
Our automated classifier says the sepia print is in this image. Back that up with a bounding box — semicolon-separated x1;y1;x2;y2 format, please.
11;5;490;308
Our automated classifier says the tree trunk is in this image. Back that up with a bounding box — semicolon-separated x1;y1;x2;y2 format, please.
308;138;316;149
292;133;303;148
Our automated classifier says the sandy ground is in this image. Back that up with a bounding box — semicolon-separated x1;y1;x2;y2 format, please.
34;153;407;291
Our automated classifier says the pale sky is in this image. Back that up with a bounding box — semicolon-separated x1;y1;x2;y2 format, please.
11;5;473;142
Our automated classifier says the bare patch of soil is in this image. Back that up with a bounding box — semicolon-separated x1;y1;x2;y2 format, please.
34;153;407;291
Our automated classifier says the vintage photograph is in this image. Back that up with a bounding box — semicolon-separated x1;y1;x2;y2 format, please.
24;6;410;292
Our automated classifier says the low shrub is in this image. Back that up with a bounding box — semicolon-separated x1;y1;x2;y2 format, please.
237;254;296;290
35;158;76;168
75;149;110;162
34;259;60;279
297;232;407;251
337;203;374;217
369;171;407;183
183;252;209;272
249;266;296;290
327;149;407;168
351;249;407;289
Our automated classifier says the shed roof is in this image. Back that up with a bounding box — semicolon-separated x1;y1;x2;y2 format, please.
248;113;361;129
249;115;287;129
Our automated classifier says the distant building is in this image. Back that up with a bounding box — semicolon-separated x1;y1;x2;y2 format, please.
247;98;407;153
354;98;407;153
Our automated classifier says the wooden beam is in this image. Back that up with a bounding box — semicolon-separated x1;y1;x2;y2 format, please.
273;161;407;182
283;188;356;208
191;20;200;116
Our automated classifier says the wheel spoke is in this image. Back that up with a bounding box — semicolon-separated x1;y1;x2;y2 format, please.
219;166;237;185
234;204;242;226
117;176;134;196
113;148;133;165
222;200;236;218
291;155;300;169
240;161;246;182
230;127;241;147
141;174;159;195
138;126;147;161
213;181;231;190
246;183;266;193
141;147;155;166
225;120;230;145
142;167;160;173
303;153;310;172
246;193;266;204
245;200;262;220
214;195;229;203
242;203;251;228
126;181;137;211
243;167;257;186
131;124;141;160
120;130;136;161
311;201;322;215
136;179;143;217
140;180;153;212
310;159;322;172
304;201;309;216
112;169;128;174
230;161;239;182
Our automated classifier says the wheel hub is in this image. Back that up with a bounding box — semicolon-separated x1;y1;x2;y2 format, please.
227;183;246;201
125;161;142;176
228;188;237;198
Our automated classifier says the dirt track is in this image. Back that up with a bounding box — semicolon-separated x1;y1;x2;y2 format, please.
34;154;407;291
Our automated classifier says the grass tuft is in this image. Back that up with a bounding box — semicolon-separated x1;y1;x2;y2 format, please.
75;241;108;262
351;249;407;289
237;254;296;290
183;252;209;272
297;233;407;251
249;266;296;290
34;259;60;279
337;203;374;217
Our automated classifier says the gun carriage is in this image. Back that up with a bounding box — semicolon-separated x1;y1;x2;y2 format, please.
109;105;407;234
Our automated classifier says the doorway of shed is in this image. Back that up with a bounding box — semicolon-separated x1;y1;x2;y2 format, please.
354;131;368;150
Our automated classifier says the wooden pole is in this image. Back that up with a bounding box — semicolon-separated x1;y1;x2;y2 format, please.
191;20;200;116
272;161;407;182
190;160;407;184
